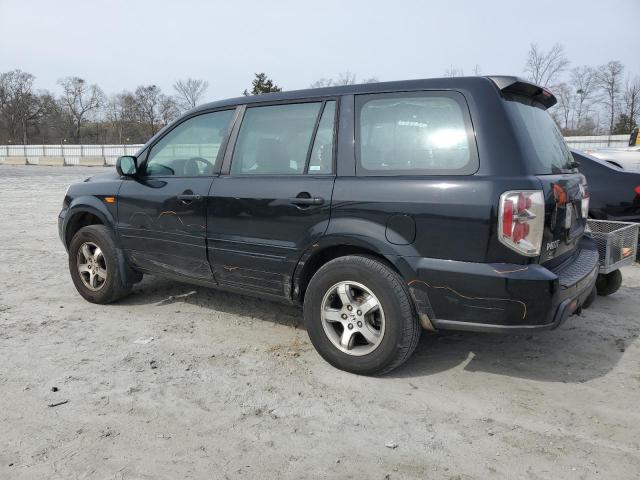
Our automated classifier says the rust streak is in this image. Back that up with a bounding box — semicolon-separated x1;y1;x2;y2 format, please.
492;266;530;275
466;304;505;311
418;313;436;331
159;210;178;217
408;279;527;320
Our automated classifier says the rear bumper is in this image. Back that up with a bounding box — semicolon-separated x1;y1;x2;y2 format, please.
400;237;599;333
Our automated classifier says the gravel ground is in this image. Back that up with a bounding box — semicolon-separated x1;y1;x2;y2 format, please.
1;165;639;480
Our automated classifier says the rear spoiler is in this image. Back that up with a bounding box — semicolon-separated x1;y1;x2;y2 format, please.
487;76;557;109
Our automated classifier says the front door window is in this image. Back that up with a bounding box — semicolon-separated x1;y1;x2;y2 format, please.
146;110;235;177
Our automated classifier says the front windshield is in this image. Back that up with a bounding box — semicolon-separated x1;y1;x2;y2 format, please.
506;99;573;174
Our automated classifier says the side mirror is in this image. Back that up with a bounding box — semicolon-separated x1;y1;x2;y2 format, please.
116;156;137;177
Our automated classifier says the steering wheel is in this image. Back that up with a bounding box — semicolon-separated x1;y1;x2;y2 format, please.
185;157;214;176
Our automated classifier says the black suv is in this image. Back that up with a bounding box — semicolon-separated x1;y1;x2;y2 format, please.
59;76;599;375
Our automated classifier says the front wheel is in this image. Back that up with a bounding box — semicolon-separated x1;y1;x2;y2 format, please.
68;225;133;304
303;255;420;375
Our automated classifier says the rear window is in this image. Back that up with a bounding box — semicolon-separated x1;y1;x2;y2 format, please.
355;91;478;176
505;99;573;174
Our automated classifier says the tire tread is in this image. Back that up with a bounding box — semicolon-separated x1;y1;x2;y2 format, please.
304;254;421;375
69;225;131;304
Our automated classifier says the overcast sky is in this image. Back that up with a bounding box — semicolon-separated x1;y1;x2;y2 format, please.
1;0;639;100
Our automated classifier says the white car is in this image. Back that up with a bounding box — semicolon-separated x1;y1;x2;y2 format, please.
583;146;640;171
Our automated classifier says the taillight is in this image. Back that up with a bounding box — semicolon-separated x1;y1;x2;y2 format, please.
553;184;568;205
498;190;545;256
635;185;640;196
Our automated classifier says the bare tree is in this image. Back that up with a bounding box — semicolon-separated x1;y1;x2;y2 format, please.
160;96;180;125
342;70;380;85
133;85;165;137
335;71;358;85
443;65;464;77
595;61;624;134
0;70;45;143
104;94;124;144
173;78;209;112
309;78;334;88
555;83;574;131
472;65;482;76
570;66;596;129
524;43;569;87
32;91;61;143
575;116;597;136
623;76;640;131
104;91;139;144
57;76;103;142
309;71;378;88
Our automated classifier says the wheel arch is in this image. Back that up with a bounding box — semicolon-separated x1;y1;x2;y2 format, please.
292;237;435;331
293;237;405;303
63;198;115;248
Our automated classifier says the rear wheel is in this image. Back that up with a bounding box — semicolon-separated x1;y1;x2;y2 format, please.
596;269;622;296
68;225;133;304
303;255;420;375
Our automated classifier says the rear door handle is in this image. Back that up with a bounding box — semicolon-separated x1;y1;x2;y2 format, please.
289;196;324;206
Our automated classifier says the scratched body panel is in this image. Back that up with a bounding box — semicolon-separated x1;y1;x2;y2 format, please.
117;176;214;281
59;76;601;337
206;175;335;296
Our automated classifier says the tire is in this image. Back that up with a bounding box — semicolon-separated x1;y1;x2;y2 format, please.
303;255;420;375
68;225;133;304
595;269;622;296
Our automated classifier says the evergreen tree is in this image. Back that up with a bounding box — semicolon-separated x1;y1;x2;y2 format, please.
613;113;636;135
243;73;282;96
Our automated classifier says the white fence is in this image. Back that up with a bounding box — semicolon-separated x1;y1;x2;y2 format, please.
0;135;632;166
564;135;629;149
0;144;143;165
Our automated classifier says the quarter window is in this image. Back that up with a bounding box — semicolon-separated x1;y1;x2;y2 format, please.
308;101;336;174
356;92;477;175
145;110;234;177
231;103;322;175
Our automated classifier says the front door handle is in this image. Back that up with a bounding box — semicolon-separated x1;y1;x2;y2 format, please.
289;196;324;206
177;192;202;204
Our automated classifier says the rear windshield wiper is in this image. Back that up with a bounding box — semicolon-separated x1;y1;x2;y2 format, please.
567;159;580;170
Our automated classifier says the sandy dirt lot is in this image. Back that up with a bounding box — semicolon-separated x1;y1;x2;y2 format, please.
1;165;639;479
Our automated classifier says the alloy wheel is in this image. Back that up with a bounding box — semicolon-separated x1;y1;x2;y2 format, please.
76;242;108;291
320;281;385;356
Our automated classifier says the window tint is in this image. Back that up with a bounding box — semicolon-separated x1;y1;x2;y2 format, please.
231;103;321;175
146;110;234;176
308;101;336;174
357;92;477;175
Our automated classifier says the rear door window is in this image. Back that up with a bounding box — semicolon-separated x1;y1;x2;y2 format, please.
308;101;336;174
356;91;478;176
231;102;321;175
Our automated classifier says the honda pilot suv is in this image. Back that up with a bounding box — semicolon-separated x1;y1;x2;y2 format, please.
59;76;599;375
